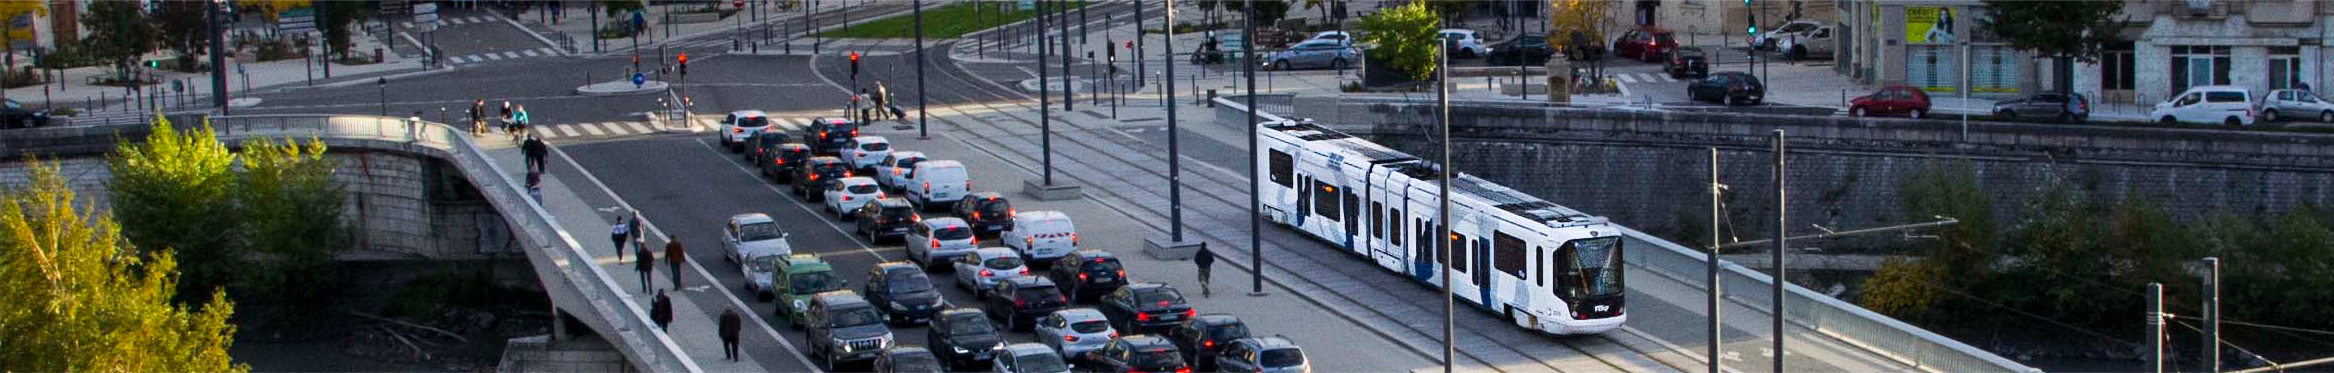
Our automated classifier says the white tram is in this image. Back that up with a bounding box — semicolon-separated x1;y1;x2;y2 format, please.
1254;119;1626;335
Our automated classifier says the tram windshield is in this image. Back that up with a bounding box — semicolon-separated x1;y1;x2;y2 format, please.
1556;236;1624;299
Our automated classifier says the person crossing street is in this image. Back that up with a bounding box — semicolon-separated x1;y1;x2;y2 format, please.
469;100;487;134
611;215;631;262
872;81;891;120
635;243;656;292
522;134;549;174
1193;243;1216;298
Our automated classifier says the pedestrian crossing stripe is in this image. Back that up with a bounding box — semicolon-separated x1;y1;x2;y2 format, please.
579;122;607;136
402;16;495;28
523;117;813;140
1608;73;1682;85
446;48;561;65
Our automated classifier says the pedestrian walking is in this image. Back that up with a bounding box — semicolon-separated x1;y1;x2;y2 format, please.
872;81;891;120
499;100;514;133
611;215;631;261
510;104;532;142
719;308;743;361
522;134;549;174
629;211;645;253
635;244;656;292
1193;243;1215;298
470;99;487;134
651;290;674;333
857;88;874;124
525;171;542;202
665;238;686;287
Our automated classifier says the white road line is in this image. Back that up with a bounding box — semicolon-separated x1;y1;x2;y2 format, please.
534;127;562;138
556;124;580;137
602;122;636;135
1658;74;1678;83
484;53;506;61
1616;74;1638;84
498;51;520;59
579;122;608;136
623;121;653;134
521;49;541;57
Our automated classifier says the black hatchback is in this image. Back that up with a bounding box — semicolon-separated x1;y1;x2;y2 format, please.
1485;33;1554;66
792;157;852;201
951;192;1015;236
984;277;1067;331
804;117;861;156
745;131;791;164
1100;283;1194;334
1048;250;1125;301
854;198;920;242
1687;72;1764;105
762;143;814;182
1664;47;1708;79
1084;335;1189;373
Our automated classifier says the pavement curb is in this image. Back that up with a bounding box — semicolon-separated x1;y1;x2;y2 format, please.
577;81;672;96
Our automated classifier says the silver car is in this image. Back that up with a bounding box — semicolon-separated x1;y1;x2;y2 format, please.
1034;308;1117;359
2263;88;2334;122
1214;336;1310;373
955;247;1030;296
907;218;980;269
742;255;784;301
990;343;1073;373
1263;41;1358;71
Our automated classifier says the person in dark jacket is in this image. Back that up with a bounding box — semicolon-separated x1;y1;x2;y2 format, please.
635;244;656;292
719;308;743;361
651;290;674;333
1193;243;1215;298
522;135;549;174
611;215;631;262
665;239;685;287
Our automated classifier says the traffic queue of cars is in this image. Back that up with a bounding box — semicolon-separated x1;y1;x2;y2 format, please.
715;112;1313;372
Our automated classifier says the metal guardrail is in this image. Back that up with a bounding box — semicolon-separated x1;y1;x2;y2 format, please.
1209;97;2038;373
201;114;704;373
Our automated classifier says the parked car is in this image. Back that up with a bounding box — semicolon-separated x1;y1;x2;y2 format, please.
1438;29;1488;58
804;290;894;370
717;110;775;152
1262;40;1358;71
1663;47;1708;79
773;254;845;328
907;218;981;270
1612;27;1677;62
984;277;1068;331
2151;85;2257;125
1484;33;1555;66
1301;31;1352;46
761;143;813;182
793;157;853;201
1166;314;1249;371
2261;88;2334;122
745;130;791;164
2;99;52;129
1992;91;2089;123
864;261;946;324
1778;26;1835;61
1212;336;1310;373
1047;250;1126;302
722;213;794;264
1850;85;1934;119
875;347;945;373
805;117;861;155
956;248;1031;296
1753;19;1826;50
929;308;1006;368
876;151;930;192
824;177;887;218
853;198;921;243
1098;283;1194;335
991;342;1073;373
1034;308;1118;360
1081;335;1189;373
952;192;1016;237
1687;72;1765;105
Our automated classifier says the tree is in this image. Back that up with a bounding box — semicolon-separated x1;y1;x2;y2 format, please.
1357;1;1439;81
1978;1;2121;93
153;1;212;71
0;158;248;373
234;136;350;307
1547;0;1612;76
109;117;244;305
601;0;645;17
1895;163;1995;280
80;0;155;82
1859;257;1942;321
233;0;312;24
315;1;366;60
1247;0;1292;28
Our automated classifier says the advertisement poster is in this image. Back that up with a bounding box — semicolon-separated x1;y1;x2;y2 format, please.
1904;6;1956;44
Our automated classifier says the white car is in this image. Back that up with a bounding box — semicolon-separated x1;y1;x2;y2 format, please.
1752;19;1826;50
955;247;1029;297
1002;211;1077;262
718;110;774;152
722;213;793;264
742;254;784;301
1034;308;1117;359
2261;88;2334;123
875;151;929;192
823;177;886;218
907;218;980;269
1438;29;1488;58
1777;26;1834;61
841;136;894;173
2151;85;2258;125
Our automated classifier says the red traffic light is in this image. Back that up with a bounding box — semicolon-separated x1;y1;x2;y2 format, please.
1125;41;1133;49
848;52;859;61
678;53;688;63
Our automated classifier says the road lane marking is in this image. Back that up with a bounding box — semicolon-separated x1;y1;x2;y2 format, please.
579;122;607;136
1617;74;1638;84
556;124;580;137
624;121;654;134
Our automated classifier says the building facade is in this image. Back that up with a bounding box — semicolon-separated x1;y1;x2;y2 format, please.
1835;0;2033;99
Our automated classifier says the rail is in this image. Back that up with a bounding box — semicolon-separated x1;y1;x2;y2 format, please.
198;114;704;373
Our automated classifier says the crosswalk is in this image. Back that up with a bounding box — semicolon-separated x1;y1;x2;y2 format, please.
1610;72;1687;84
401;15;505;29
525;115;835;140
445;47;563;64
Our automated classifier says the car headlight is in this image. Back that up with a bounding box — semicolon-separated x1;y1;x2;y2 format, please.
836;339;856;352
793;299;808;311
880;333;895;348
953;346;971;353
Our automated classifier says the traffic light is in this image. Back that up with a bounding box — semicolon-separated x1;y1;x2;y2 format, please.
848;52;860;80
144;60;159;69
678;53;689;75
1745;0;1757;35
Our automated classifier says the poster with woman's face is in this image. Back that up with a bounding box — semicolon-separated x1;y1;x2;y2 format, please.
1906;6;1957;44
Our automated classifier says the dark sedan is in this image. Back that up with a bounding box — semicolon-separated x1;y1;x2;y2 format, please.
1687;72;1764;105
1484;34;1554;66
1099;283;1194;335
3;99;51;129
1993;92;2091;124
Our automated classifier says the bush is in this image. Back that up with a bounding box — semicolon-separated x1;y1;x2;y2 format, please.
252;40;302;62
1;67;46;89
1356;2;1439;81
32;44;101;69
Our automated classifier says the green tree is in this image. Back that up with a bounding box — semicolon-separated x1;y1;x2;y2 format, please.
316;1;366;60
602;0;646;17
0;158;248;373
1978;1;2121;93
1247;0;1292;28
1859;257;1942;321
1357;1;1439;81
153;0;212;71
1895;163;1995;279
81;0;156;81
235;136;349;307
109;118;243;305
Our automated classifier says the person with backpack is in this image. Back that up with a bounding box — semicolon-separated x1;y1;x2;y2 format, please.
1193;243;1216;298
522;134;549;174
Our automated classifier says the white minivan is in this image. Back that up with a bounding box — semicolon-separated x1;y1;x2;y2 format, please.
1003;210;1077;262
906;160;969;211
2152;85;2258;126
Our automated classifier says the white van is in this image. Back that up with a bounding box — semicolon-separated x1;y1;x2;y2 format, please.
906;160;969;211
1002;210;1076;262
2152;85;2258;126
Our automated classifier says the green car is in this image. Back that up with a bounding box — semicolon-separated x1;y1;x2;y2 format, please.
774;253;847;329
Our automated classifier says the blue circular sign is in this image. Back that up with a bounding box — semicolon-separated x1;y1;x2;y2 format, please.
632;72;646;85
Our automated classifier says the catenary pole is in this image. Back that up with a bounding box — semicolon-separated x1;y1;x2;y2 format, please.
1437;36;1454;373
1708;147;1723;373
1244;0;1263;296
1165;0;1182;240
1771;129;1787;373
915;0;927;139
1040;0;1054;185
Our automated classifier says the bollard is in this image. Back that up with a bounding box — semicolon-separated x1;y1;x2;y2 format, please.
1206;89;1216;107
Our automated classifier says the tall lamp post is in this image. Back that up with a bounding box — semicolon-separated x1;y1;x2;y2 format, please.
1436;35;1454;373
915;0;927;139
1243;0;1264;297
209;0;229;114
1143;0;1197;259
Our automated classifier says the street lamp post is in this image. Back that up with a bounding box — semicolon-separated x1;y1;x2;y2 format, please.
1039;0;1054;185
1060;0;1074;111
376;77;388;117
1244;0;1263;297
1436;35;1453;373
209;0;229;114
916;0;928;139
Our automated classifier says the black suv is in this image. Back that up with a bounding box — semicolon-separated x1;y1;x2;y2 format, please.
854;198;920;242
952;192;1015;237
762;143;813;182
984;277;1067;331
746;131;791;163
805;291;895;370
927;308;1004;368
874;347;944;373
1099;283;1193;334
863;261;945;324
804;117;861;155
1485;33;1554;66
1048;250;1125;301
1167;314;1250;370
1664;46;1708;79
1083;335;1190;373
793;157;851;201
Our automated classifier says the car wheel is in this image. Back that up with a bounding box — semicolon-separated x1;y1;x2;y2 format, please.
1270;59;1289;70
1911;109;1927;119
2321;110;2333;123
1722;95;1737;106
1761;40;1776;51
1851;107;1866;117
2226;117;2244;126
2161;116;2179;124
2265;109;2281;122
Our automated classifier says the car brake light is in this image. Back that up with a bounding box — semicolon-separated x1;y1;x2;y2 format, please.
808;174;819;180
844;171;853;177
980;269;994;277
1108;332;1117;338
1008;208;1016;217
851;129;859;136
894;168;903;175
931;239;940;248
842;195;852;201
1065;335;1079;342
774;158;784;165
972;211;980;220
1072;234;1079;246
1204;340;1214;348
1185;309;1196;318
1025;237;1034;246
1118;269;1125;278
971;236;978;245
1079;273;1088;281
911;213;922;222
1157;300;1170;307
1020;268;1029;276
877;192;887;199
732;127;743;133
1015;299;1026;307
1177;368;1191;373
1057;295;1067;303
1136;313;1150;322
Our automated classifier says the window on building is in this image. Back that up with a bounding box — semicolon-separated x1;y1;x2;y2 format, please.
2270;46;2302;90
2102;42;2136;93
2170;45;2232;95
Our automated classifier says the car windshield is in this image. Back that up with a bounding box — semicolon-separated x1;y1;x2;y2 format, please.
934;226;972;240
890;355;943;371
896;158;924;169
1135;287;1187;305
812;162;847;174
790;272;843;294
862;142;891;151
983;256;1025;270
1779;23;1815;32
879;207;916;221
738;222;783;241
3;100;19;109
738;116;771;127
751;257;783;272
1014;352;1069;373
1206;323;1251;340
947;315;996;334
1129;349;1183;367
829;306;884;327
847;184;880;194
888;272;935;293
1260;348;1307;367
1070;320;1110;333
979;200;1012;216
1557;237;1626;299
1014;286;1062;304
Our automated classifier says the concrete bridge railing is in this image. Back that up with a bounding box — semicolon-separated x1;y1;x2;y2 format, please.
2;115;701;373
1211;97;2039;373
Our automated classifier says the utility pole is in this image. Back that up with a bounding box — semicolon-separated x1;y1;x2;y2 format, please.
1164;0;1183;241
2204;257;2221;373
1060;0;1074;111
1770;129;1787;373
1039;0;1054;185
2147;282;2165;373
1708;147;1724;373
1436;35;1453;373
1135;0;1145;87
209;0;229;114
915;0;927;139
1244;0;1264;297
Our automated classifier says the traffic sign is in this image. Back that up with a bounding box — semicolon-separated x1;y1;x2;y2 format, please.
278;8;316;34
414;3;439;24
632;72;647;88
734;0;745;8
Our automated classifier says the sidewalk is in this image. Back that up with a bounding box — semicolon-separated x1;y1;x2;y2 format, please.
523;0;864;56
5;33;423;117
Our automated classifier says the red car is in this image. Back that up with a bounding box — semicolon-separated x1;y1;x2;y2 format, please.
1849;85;1933;118
1612;27;1678;63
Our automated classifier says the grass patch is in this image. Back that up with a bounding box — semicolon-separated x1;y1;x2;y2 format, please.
818;1;1086;39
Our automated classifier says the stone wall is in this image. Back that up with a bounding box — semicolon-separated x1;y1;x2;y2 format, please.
1288;98;2334;249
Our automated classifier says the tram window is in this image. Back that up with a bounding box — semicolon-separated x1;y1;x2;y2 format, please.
1494;231;1526;277
1535;247;1545;287
1390;213;1404;247
1269;150;1294;188
1313;181;1340;221
1451;233;1470;272
1370;202;1384;239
